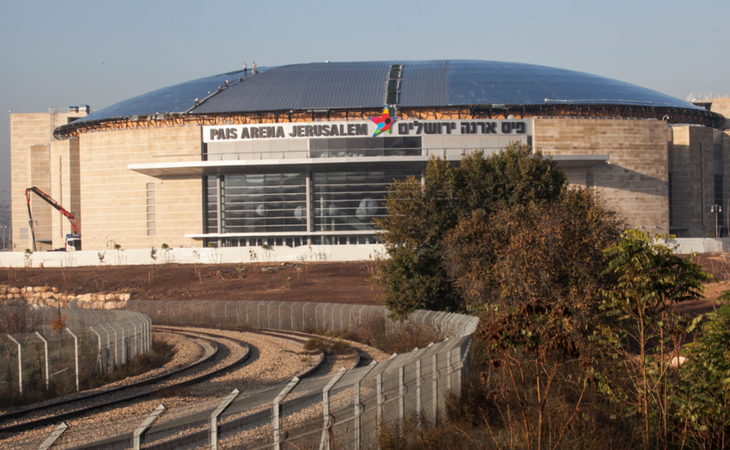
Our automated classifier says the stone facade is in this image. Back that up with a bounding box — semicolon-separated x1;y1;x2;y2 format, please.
10;110;87;251
10;101;730;249
534;118;670;232
78;126;203;250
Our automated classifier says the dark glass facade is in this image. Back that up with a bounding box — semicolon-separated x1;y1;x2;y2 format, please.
313;171;419;232
310;137;422;158
204;169;421;245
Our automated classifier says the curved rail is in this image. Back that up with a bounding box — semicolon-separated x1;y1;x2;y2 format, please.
0;329;250;434
154;325;330;379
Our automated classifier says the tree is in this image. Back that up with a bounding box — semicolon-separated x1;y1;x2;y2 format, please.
599;230;710;449
374;143;567;317
673;303;730;450
440;188;623;450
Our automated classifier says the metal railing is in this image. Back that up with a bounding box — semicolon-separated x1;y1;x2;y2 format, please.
45;300;478;449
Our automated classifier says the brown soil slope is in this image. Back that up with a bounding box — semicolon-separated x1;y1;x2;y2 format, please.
1;254;728;311
2;262;381;304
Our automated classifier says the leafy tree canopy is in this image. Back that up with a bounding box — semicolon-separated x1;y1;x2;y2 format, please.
374;142;573;317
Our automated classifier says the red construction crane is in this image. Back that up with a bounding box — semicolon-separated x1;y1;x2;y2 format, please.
25;187;81;251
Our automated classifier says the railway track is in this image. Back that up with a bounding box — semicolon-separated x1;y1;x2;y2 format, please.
0;328;248;435
0;326;359;449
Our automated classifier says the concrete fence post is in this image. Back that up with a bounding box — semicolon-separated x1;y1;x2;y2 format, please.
38;422;68;450
88;327;102;375
133;404;166;450
7;334;22;396
65;328;79;392
273;376;300;450
319;367;347;450
35;331;50;390
210;389;239;450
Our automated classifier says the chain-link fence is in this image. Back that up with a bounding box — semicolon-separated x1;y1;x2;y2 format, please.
0;309;151;404
51;300;477;449
128;300;476;339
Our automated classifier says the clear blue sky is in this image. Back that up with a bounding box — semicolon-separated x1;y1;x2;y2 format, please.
2;0;729;203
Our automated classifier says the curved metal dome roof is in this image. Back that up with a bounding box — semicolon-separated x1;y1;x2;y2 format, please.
75;60;702;125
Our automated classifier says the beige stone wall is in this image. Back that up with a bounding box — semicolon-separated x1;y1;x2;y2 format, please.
78;126;203;250
534;118;670;233
669;126;715;237
711;98;730;129
50;138;81;249
10;112;85;252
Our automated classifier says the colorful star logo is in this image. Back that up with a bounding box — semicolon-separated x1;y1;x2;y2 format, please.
369;107;395;136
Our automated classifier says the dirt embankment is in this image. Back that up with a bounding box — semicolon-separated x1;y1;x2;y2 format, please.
1;261;382;304
1;255;727;314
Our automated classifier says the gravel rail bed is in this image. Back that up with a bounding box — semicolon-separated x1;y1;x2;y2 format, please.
0;327;316;449
0;327;389;449
0;332;220;434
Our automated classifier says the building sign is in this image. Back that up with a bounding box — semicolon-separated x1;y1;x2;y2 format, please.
203;119;532;143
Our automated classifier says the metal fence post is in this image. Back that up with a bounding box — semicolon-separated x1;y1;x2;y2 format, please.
88;327;103;375
267;300;274;329
179;300;184;324
257;301;262;328
200;301;207;326
432;352;438;419
378;354;399;423
212;301;218;326
118;322;126;365
65;328;79;392
210;389;239;450
133;404;166;450
35;331;50;390
110;322;120;367
302;302;309;330
99;323;112;372
273;377;300;450
224;301;230;326
7;334;22;396
354;361;378;450
130;319;138;359
320;368;347;450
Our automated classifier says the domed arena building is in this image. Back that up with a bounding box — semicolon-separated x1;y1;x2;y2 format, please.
9;60;730;252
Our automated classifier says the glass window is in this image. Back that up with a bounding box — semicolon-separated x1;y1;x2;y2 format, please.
310;137;421;158
313;170;420;232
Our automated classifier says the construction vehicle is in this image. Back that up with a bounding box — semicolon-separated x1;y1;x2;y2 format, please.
25;187;81;251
